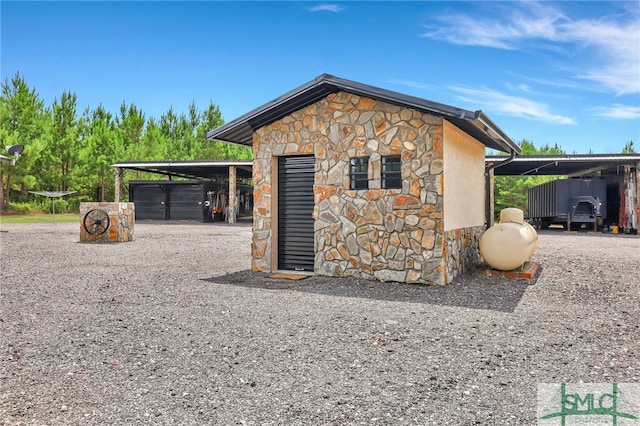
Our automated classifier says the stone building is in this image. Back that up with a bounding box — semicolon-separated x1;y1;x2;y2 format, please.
207;74;520;285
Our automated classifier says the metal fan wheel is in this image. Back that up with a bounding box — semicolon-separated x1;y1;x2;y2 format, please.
83;209;110;236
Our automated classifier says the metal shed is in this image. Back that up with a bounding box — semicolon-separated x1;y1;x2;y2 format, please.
129;180;215;222
112;160;253;223
486;154;640;232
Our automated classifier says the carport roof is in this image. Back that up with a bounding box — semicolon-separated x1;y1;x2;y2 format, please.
111;160;253;180
206;73;520;154
486;154;640;176
111;154;639;180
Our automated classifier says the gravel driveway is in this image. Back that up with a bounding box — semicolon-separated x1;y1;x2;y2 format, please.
1;222;638;425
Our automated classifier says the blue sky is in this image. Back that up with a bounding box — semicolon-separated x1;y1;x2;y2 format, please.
2;1;639;154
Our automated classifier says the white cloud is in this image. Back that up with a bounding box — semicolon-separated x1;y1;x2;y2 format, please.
452;86;576;124
308;4;344;13
594;104;640;119
421;2;640;95
505;82;533;93
564;18;640;95
387;79;433;90
421;2;564;49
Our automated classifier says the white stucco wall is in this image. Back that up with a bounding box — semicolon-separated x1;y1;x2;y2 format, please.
443;120;485;231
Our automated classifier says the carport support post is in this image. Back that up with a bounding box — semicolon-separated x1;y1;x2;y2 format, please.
228;165;237;224
114;167;123;202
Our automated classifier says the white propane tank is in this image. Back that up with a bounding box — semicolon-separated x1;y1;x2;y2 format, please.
480;208;537;271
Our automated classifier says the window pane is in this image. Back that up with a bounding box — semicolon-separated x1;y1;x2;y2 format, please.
382;176;402;189
351;157;368;172
382;156;401;171
352;178;368;190
350;157;369;190
382;156;401;189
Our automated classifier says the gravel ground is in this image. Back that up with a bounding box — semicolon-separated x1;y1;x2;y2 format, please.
1;221;638;425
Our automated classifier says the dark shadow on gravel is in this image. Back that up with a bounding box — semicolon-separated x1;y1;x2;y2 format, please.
203;265;542;313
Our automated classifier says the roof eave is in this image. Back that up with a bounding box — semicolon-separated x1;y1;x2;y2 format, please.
471;111;520;154
206;73;338;144
207;74;519;154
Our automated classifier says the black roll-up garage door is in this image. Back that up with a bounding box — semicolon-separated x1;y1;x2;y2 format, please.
131;184;167;220
278;155;315;271
169;184;204;221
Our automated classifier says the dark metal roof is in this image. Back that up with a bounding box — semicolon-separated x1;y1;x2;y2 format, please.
486;154;640;177
111;160;253;180
207;73;520;154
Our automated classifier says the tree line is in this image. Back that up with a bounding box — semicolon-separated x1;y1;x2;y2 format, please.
0;72;251;212
0;72;635;215
493;140;565;216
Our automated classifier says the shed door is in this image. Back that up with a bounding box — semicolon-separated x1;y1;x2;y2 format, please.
169;184;203;221
278;155;315;271
132;184;167;220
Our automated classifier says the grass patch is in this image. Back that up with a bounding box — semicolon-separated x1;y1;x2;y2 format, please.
0;213;79;224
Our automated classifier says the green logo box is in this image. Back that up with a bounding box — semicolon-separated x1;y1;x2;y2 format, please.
538;383;640;425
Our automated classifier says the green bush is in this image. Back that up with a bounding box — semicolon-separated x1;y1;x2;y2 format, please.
65;198;81;212
8;201;46;214
8;197;86;214
44;198;80;214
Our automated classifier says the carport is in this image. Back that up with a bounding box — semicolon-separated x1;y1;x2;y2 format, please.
111;154;638;230
111;160;253;223
485;154;640;231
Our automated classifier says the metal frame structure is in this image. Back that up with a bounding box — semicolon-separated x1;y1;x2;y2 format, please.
486;154;640;177
111;160;253;224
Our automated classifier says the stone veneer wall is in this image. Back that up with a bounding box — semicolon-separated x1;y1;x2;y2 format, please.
252;91;483;285
444;226;484;285
79;202;135;243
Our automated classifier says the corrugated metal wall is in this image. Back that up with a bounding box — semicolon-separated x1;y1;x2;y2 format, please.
528;179;607;219
168;183;205;221
528;180;559;219
130;183;167;220
130;181;208;222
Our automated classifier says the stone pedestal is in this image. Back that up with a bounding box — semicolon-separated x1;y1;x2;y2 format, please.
79;202;135;243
